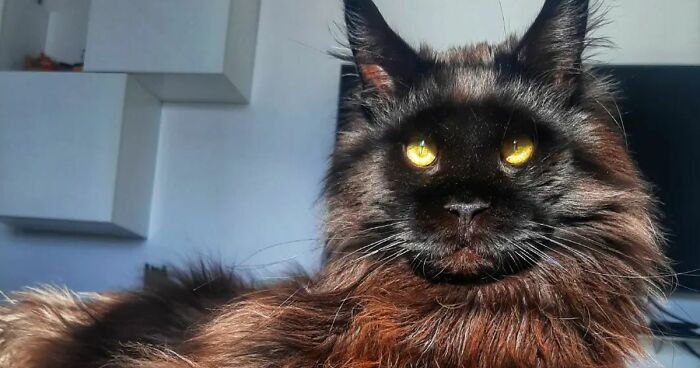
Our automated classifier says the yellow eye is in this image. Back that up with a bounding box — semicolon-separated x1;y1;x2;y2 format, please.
501;135;535;166
405;138;438;168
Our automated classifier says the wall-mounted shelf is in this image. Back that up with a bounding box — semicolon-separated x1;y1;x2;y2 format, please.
0;0;261;238
0;72;161;238
0;0;260;103
84;0;260;103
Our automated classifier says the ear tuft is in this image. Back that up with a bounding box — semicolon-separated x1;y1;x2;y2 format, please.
344;0;422;95
516;0;591;90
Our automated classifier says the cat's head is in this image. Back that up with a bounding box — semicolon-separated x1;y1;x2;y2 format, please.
324;0;667;285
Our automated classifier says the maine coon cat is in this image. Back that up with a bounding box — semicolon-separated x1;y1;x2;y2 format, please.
0;0;669;367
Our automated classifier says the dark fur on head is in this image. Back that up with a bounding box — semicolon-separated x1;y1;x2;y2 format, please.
0;1;669;367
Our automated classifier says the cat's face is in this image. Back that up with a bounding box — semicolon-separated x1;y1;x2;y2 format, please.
369;100;572;278
325;0;664;283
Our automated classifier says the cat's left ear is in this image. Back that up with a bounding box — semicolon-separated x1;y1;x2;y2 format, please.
344;0;422;96
516;0;590;92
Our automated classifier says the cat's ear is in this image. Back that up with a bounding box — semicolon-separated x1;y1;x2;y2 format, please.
516;0;590;91
344;0;421;96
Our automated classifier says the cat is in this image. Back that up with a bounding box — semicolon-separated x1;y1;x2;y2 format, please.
0;0;669;367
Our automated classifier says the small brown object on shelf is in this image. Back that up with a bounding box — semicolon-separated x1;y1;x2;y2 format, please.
24;53;83;72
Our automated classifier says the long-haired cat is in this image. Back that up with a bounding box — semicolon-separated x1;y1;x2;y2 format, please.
0;0;669;367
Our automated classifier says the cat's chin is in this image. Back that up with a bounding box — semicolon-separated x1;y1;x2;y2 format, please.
409;247;535;283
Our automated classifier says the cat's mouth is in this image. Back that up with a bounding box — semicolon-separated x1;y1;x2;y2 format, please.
403;225;546;283
408;246;540;283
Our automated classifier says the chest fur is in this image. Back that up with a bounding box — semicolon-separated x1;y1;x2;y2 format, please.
321;299;626;368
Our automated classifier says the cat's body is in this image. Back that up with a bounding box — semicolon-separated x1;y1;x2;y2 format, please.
0;259;660;367
0;0;668;367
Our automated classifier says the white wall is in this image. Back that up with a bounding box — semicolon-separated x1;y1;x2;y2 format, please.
0;0;48;70
601;0;700;65
0;1;698;364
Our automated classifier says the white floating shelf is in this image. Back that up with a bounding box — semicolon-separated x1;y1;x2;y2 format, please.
84;0;261;103
0;72;161;238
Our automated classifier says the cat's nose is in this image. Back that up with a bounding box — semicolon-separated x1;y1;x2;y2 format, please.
444;200;490;223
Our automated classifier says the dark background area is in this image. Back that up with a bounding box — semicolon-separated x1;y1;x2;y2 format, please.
603;66;700;293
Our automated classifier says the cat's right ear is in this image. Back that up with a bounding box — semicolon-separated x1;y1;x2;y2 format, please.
515;0;590;93
344;0;421;96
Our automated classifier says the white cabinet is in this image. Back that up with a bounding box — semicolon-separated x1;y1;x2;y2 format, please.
0;72;161;238
0;0;260;103
84;0;261;103
0;0;261;237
